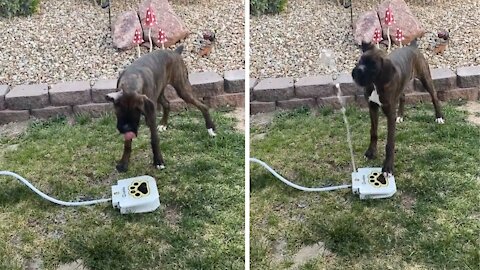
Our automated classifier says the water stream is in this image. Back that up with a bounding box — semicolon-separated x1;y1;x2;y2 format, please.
322;51;357;173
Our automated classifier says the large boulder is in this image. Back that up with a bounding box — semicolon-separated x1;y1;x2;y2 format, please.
112;11;142;50
138;0;189;48
354;10;382;45
377;0;424;45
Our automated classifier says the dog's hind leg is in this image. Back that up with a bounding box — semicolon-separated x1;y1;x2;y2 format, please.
416;60;445;123
172;80;217;137
420;75;444;123
396;93;405;123
157;94;170;132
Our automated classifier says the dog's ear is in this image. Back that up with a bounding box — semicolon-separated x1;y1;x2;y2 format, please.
143;96;155;116
105;90;123;103
380;58;396;83
361;42;375;52
134;94;155;116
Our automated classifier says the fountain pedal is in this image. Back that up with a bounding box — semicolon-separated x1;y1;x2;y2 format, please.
352;167;397;199
111;175;160;214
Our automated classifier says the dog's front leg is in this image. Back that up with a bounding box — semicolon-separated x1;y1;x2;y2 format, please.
145;112;165;169
116;140;132;172
365;102;380;160
382;105;397;175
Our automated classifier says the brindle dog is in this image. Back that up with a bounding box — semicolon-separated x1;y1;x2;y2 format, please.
106;45;216;172
351;40;444;176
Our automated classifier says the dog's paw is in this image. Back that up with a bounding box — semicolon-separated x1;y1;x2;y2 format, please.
382;171;394;178
382;163;394;177
396;117;404;123
364;149;377;160
155;164;166;170
116;163;128;173
157;125;167;132
207;128;216;137
435;117;445;124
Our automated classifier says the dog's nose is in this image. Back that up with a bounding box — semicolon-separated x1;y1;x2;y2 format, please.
352;67;363;85
352;67;360;78
121;124;132;132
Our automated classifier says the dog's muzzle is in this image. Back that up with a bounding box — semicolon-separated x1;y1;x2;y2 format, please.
118;124;137;135
352;65;368;87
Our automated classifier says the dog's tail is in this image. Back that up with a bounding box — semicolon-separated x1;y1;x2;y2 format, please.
409;38;419;48
175;45;184;55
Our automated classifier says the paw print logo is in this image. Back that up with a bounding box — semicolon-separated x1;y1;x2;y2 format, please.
128;181;150;198
368;172;388;188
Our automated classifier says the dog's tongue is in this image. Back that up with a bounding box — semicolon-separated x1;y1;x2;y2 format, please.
124;131;136;141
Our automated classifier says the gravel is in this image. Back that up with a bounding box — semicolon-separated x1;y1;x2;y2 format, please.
0;0;244;86
250;0;480;79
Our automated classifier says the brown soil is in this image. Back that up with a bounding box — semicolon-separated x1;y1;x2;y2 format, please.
457;101;480;125
225;107;245;131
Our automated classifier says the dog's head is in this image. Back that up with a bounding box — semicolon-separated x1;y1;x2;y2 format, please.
105;90;154;138
352;42;395;87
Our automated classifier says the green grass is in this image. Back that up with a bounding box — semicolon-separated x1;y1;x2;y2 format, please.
250;103;480;270
0;110;244;270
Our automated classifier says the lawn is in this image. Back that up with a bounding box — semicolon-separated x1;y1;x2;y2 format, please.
0;110;244;270
250;103;479;269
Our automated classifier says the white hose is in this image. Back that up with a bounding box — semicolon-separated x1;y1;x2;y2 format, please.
249;158;351;192
0;171;111;206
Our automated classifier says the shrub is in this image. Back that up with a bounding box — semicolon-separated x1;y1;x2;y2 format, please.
251;0;288;16
0;0;40;18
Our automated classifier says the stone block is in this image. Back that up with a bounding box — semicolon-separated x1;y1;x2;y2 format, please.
31;106;73;119
0;110;29;124
204;93;245;108
295;75;334;98
437;88;479;102
50;81;91;106
250;101;276;114
224;69;245;93
0;85;9;110
277;98;316;110
73;103;113;117
189;71;224;98
5;84;49;110
456;66;480;88
317;96;355;109
253;77;294;102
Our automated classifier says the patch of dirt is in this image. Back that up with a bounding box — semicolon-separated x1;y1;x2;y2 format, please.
401;193;417;212
250;112;275;128
56;260;89;270
251;133;266;141
225;107;245;131
25;257;43;270
0;121;28;139
272;240;333;269
164;204;182;229
290;242;332;270
0;143;19;163
457;101;480;125
4;144;19;151
272;239;288;264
